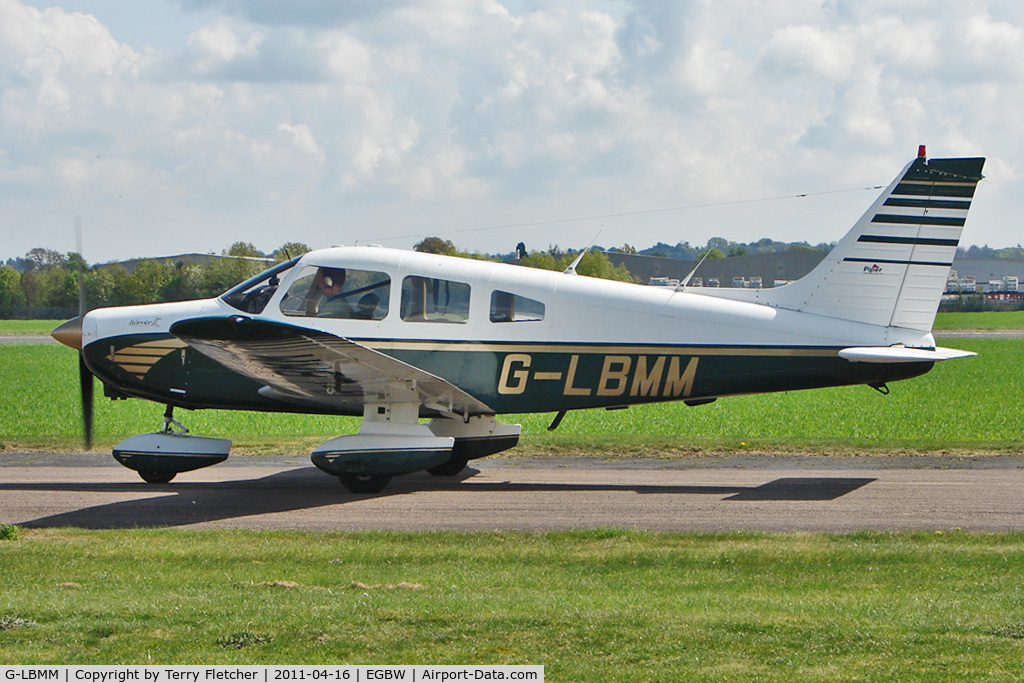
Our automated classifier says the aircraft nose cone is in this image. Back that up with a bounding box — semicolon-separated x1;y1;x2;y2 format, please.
52;316;84;350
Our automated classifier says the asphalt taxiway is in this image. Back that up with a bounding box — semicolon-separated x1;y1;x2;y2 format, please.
2;452;1022;532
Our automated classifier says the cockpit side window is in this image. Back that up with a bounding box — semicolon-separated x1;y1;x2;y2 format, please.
400;276;470;323
490;290;545;322
280;265;391;320
220;257;300;314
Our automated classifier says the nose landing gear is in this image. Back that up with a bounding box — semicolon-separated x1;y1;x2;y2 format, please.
112;406;232;484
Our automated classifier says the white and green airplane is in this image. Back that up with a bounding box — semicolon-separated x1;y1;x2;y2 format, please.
52;148;984;493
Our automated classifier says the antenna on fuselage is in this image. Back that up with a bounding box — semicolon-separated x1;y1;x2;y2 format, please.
563;231;603;275
674;249;713;292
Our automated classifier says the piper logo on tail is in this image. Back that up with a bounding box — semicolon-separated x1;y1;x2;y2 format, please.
863;264;883;274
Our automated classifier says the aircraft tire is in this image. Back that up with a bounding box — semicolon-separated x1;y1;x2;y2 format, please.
138;470;176;484
338;474;391;494
426;457;469;477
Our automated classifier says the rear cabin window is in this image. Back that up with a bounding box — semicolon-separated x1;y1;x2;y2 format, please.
280;265;391;320
400;276;470;323
490;290;545;322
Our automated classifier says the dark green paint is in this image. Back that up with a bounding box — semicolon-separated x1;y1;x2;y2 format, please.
112;451;228;474
85;333;932;416
311;448;451;477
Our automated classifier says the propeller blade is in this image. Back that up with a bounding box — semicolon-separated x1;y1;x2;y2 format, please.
79;352;93;449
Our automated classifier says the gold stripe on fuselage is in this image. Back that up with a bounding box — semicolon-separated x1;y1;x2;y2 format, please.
109;338;187;379
362;339;840;357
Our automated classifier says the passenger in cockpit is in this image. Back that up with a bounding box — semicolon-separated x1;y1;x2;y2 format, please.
352;292;380;319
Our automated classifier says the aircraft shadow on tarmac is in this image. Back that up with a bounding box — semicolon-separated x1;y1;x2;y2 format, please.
3;468;875;530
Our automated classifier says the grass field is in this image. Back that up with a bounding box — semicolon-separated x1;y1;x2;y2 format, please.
934;310;1024;330
0;528;1022;680
1;337;1021;454
0;320;62;335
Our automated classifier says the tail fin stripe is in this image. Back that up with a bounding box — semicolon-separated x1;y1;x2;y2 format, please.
858;235;959;247
871;214;966;227
843;257;953;268
893;182;976;197
884;198;971;210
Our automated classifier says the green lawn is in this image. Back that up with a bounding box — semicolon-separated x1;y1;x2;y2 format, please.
0;529;1022;680
0;320;62;335
933;310;1024;330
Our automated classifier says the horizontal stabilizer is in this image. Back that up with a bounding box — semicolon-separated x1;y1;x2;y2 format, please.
838;346;976;364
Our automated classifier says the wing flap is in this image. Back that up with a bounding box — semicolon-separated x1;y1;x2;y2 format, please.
170;316;493;416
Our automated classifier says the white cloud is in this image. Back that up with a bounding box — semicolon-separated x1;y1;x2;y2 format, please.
864;15;940;73
186;19;264;75
1;0;1023;261
963;13;1024;77
320;31;373;83
277;122;324;160
760;25;854;81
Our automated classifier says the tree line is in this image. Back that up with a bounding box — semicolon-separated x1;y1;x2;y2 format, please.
5;234;1018;319
0;241;309;317
0;238;636;318
412;237;637;283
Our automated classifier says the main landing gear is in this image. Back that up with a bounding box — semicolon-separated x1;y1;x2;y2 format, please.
109;403;520;494
310;395;521;494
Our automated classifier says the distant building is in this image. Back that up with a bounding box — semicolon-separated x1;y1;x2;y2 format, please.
949;258;1024;290
608;250;1024;294
608;249;827;289
986;291;1024;302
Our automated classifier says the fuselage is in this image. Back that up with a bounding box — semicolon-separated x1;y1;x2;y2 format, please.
78;246;935;417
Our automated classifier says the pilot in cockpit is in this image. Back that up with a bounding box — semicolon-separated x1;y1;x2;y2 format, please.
309;267;351;317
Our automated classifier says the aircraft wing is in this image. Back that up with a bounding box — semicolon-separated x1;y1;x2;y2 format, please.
169;316;493;417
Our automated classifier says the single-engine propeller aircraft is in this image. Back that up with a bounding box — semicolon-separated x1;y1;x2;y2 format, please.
52;147;984;493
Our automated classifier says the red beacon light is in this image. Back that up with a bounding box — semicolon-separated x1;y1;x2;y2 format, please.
918;144;927;158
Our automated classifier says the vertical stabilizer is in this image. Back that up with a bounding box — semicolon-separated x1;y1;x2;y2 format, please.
765;151;985;330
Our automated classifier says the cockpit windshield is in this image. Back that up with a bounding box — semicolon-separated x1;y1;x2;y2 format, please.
220;256;301;313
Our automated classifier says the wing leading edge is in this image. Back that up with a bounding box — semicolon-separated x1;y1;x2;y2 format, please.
169;316;493;418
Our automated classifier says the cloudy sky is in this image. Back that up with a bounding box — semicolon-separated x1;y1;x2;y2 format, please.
2;0;1023;264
